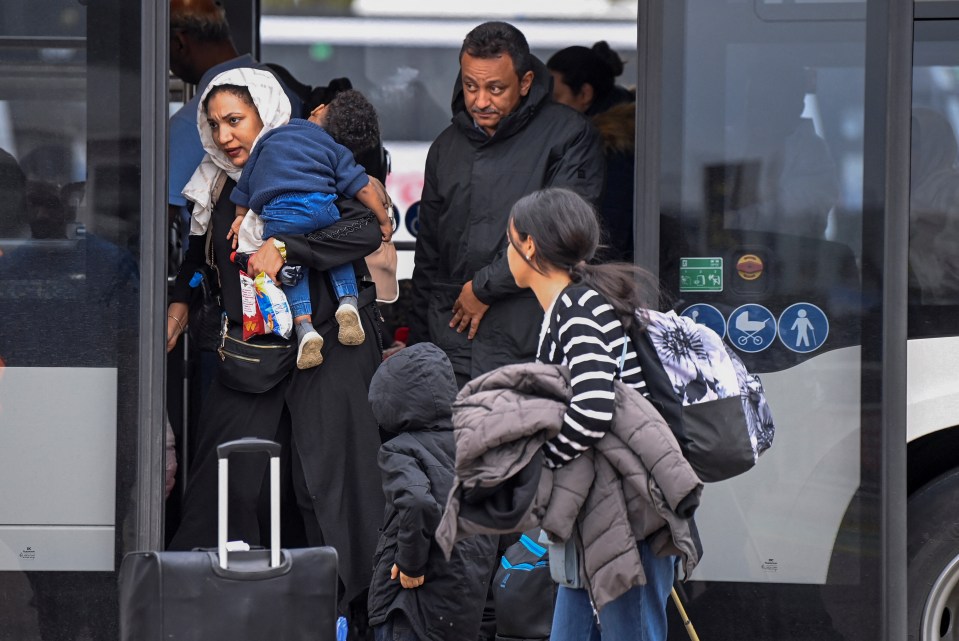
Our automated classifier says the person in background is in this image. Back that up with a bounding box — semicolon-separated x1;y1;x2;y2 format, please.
725;62;839;240
168;0;304;228
908;107;959;304
546;41;633;117
506;187;674;641
366;342;497;641
408;21;605;389
547;42;636;261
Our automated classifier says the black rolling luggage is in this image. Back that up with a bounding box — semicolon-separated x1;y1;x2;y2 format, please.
119;438;339;641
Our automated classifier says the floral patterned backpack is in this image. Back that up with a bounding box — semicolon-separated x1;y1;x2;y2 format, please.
629;309;775;482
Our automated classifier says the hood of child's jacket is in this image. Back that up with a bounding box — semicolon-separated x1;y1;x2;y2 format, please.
449;55;552;142
368;342;458;434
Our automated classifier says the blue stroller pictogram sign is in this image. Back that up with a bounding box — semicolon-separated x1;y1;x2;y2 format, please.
680;303;727;338
778;303;829;353
727;304;777;353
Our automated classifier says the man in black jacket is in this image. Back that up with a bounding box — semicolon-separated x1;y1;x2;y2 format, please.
408;21;605;388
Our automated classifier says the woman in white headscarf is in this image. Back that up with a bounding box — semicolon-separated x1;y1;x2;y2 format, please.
165;68;385;627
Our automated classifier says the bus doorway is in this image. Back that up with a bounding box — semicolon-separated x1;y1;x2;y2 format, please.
641;0;908;639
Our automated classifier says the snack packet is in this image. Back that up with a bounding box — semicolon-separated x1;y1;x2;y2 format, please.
253;272;293;339
239;270;267;340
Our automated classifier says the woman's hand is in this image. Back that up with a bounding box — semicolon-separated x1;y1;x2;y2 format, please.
248;240;283;284
390;563;425;589
167;302;189;353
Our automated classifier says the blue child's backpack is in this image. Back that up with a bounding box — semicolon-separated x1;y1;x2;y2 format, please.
492;530;556;641
629;309;775;482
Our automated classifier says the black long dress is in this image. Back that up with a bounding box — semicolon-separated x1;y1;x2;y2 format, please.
168;179;385;613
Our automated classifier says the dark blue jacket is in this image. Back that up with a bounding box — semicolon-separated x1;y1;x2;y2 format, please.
230;118;368;212
367;343;498;641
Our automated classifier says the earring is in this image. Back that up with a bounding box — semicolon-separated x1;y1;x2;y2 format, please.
525;254;531;260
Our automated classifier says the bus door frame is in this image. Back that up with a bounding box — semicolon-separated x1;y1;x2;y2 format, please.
632;0;912;638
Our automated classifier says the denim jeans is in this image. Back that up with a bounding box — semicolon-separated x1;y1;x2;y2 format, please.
549;541;675;641
373;612;421;641
261;191;358;318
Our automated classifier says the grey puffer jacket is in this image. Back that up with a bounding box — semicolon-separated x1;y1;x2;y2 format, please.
435;363;703;612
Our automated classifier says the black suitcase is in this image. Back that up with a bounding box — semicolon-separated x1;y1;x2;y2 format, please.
119;438;339;641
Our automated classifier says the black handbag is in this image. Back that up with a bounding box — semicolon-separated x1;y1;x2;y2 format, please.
216;322;297;394
188;227;226;352
188;263;226;353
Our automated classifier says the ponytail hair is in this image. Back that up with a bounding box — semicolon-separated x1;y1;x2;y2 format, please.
508;187;659;330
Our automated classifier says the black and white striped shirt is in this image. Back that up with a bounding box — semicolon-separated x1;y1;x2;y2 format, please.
537;285;648;468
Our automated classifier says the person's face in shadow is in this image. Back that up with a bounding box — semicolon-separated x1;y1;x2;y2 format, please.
26;184;69;239
550;71;592;113
169;29;200;85
205;91;264;168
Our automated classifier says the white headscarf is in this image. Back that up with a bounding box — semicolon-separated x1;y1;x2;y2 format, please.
183;67;292;235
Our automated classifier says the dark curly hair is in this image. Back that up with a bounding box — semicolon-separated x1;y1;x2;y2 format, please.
324;89;381;156
460;21;532;79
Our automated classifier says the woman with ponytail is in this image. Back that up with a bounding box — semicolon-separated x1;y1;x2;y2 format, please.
506;186;675;641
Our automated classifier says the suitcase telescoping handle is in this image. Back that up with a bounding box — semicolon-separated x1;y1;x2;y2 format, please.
216;438;282;570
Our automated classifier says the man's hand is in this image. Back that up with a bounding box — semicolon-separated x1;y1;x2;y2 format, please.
450;280;489;339
248;240;283;284
391;563;425;589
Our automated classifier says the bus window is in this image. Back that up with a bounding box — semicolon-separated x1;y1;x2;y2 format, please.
0;0;147;639
909;24;959;338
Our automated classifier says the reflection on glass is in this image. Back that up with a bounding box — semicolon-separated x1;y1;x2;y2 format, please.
0;1;142;639
725;63;840;240
909;107;959;305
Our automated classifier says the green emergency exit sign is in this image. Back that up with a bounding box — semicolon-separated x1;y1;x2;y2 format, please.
680;257;723;292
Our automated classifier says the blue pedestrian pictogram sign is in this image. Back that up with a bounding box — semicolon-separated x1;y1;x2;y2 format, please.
680;303;726;339
727;304;777;353
778;303;828;353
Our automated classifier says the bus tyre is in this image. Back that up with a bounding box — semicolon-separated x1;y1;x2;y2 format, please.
908;468;959;641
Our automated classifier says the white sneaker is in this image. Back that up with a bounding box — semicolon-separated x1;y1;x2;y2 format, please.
296;330;324;369
335;302;366;346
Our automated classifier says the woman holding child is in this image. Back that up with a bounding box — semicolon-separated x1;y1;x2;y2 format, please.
165;67;385;628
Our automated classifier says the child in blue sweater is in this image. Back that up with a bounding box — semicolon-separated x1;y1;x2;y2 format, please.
230;89;393;369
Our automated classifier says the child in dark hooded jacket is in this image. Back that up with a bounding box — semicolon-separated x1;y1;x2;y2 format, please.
367;342;498;641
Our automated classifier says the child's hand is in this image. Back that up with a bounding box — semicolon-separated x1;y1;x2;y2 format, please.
390;563;424;589
379;220;393;243
227;215;244;250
